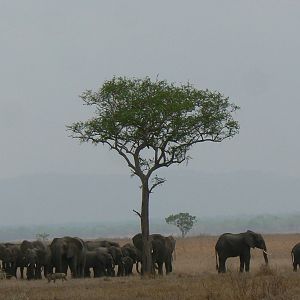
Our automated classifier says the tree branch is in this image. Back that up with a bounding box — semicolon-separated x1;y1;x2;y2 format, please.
133;209;141;219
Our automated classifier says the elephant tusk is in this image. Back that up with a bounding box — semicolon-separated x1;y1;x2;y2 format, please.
263;250;271;256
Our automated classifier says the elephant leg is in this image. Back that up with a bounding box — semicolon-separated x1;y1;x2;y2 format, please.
106;263;114;277
20;267;24;279
13;266;17;278
117;264;124;276
239;255;245;272
5;263;13;278
76;264;81;278
165;257;172;274
293;262;297;272
94;267;100;278
43;265;49;278
77;262;84;278
35;265;42;279
244;252;251;272
129;264;133;275
157;262;163;275
98;265;106;277
62;260;68;275
26;266;34;280
84;267;91;278
10;262;17;278
218;257;226;273
69;260;77;278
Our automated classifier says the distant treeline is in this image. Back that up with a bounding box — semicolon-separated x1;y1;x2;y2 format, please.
1;214;300;241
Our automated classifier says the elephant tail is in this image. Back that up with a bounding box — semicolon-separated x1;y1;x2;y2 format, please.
291;251;294;264
215;249;219;271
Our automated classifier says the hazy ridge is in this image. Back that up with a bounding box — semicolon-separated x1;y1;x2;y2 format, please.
1;214;300;242
1;171;300;241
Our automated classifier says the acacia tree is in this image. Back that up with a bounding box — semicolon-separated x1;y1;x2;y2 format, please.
165;213;197;238
67;76;239;275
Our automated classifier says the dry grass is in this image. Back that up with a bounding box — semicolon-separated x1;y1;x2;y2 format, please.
1;234;300;299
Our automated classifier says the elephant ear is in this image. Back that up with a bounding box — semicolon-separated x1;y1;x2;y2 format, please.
244;231;255;248
66;238;84;258
132;233;143;251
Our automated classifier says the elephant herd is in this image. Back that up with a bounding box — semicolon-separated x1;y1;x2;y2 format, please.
2;229;300;280
0;233;176;280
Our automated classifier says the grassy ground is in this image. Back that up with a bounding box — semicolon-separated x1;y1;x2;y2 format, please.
1;234;300;299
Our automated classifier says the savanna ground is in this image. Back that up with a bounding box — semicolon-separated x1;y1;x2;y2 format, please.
1;234;300;299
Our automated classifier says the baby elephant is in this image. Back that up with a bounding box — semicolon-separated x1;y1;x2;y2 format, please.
122;256;134;276
291;242;300;271
47;273;67;283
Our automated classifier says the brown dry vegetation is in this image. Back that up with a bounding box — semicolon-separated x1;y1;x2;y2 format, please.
1;234;300;300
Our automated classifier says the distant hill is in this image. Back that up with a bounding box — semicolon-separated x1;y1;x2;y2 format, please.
2;214;300;242
0;170;300;230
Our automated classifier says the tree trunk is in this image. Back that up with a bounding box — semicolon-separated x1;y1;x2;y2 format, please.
140;180;152;275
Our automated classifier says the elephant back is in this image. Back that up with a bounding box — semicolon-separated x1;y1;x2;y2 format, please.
21;240;46;253
85;240;119;251
50;238;65;256
20;240;33;253
6;244;21;258
98;240;120;248
132;233;143;251
133;233;165;252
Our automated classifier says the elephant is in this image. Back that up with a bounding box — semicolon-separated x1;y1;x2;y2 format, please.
132;233;176;275
84;249;115;277
85;240;120;250
85;241;123;276
102;246;123;276
121;243;140;261
50;237;86;278
121;243;141;274
121;256;134;276
20;240;52;280
215;230;269;273
0;243;26;278
291;242;300;271
0;243;12;273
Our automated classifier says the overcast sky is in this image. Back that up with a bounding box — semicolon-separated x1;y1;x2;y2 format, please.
1;1;300;225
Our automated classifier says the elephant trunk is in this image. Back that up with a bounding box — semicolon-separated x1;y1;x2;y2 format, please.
136;261;140;274
262;242;269;265
263;251;268;264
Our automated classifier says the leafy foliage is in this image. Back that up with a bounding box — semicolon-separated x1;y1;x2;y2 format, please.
68;76;239;187
165;213;197;237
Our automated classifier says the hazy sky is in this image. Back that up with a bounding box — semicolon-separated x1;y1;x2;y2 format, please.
1;1;300;225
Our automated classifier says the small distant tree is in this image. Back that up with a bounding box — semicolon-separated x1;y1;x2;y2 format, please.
166;213;197;238
36;232;50;242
